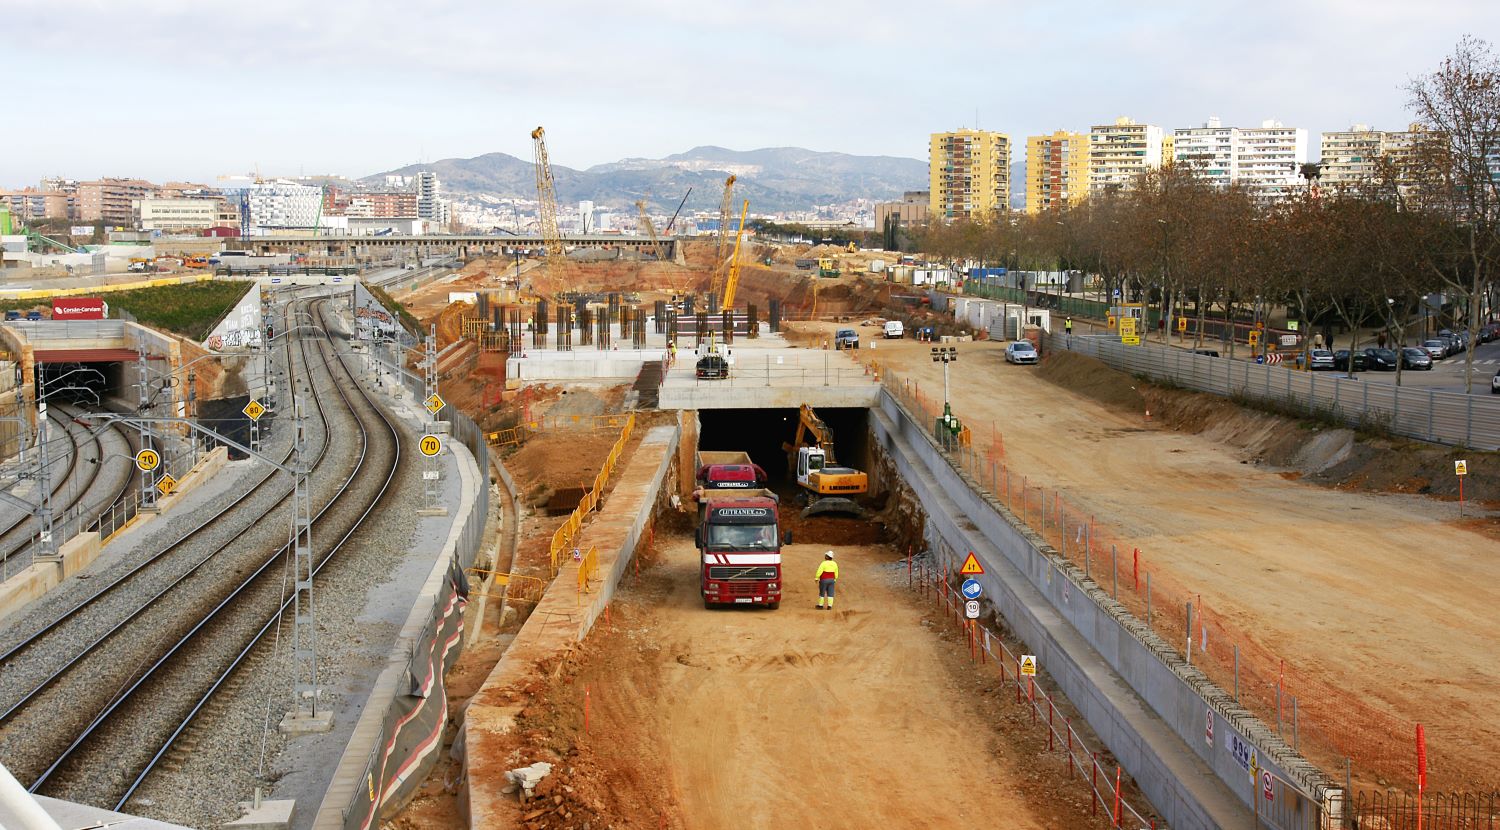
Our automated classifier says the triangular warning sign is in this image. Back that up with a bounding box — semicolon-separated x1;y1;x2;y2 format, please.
959;552;984;576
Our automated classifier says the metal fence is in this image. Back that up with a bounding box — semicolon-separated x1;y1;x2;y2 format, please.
1050;333;1500;450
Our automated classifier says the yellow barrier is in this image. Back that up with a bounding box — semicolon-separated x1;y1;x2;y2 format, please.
576;546;599;595
0;273;219;302
547;413;636;576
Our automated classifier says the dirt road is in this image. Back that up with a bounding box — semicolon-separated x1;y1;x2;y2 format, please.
868;335;1500;790
513;537;1100;829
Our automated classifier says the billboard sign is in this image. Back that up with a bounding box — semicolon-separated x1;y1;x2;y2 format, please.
52;297;108;320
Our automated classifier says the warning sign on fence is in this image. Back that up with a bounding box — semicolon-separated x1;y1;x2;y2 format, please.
959;552;985;576
1020;655;1037;676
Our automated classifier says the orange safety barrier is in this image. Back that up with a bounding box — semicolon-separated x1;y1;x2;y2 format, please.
547;413;636;576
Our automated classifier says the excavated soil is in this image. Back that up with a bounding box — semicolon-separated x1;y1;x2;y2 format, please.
875;338;1500;791
469;538;1112;829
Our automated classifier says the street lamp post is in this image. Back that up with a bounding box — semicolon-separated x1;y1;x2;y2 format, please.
931;346;961;450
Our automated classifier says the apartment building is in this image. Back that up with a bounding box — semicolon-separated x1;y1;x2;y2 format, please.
76;178;157;225
1025;131;1090;213
0;189;74;222
416;171;449;225
1088;117;1163;194
1173;117;1308;199
1236;121;1308;200
1318;124;1433;189
929;130;1011;221
346;191;419;218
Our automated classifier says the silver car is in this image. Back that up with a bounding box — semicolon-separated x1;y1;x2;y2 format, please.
1421;340;1447;360
1308;349;1335;370
1005;341;1039;364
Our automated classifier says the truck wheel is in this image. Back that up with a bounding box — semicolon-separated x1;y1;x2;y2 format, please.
703;598;713;609
767;602;780;611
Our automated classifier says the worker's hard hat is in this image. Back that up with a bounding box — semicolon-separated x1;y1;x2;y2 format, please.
824;550;835;559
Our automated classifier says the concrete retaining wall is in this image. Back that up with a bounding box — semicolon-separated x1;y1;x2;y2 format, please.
463;422;680;830
870;389;1338;829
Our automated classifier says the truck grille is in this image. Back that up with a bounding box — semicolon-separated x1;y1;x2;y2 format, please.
708;566;777;581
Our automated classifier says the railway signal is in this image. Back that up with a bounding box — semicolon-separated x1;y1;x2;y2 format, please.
156;473;177;497
243;399;266;421
419;434;443;457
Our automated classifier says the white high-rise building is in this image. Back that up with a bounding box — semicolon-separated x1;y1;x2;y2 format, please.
415;171;449;227
1089;117;1164;194
1235;120;1308;201
240;181;322;231
1172;116;1236;188
1172;118;1308;200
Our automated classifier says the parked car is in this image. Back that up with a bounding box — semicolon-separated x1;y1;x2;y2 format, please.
1191;348;1220;358
1005;341;1039;364
883;320;905;339
1308;349;1335;370
1400;347;1433;370
1421;340;1448;360
1332;350;1368;371
1479;322;1500;343
1492;368;1500;394
1362;347;1399;371
833;328;860;350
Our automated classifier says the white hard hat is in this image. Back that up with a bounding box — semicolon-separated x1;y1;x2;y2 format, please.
824;550;835;559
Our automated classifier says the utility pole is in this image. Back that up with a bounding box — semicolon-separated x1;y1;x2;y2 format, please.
136;351;158;512
930;346;961;450
421;325;444;514
31;397;56;562
283;397;325;730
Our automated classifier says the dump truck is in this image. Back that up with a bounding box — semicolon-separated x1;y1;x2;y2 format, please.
694;451;788;609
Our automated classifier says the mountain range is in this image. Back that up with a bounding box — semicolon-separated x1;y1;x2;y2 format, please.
370;146;929;214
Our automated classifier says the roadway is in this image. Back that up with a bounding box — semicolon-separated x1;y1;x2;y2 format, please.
1331;339;1500;395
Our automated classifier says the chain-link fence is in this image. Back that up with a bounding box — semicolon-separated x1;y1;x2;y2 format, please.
1049;333;1500;450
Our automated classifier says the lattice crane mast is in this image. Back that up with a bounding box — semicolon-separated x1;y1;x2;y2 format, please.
530;126;565;272
721;199;749;312
635;200;665;261
709;175;736;298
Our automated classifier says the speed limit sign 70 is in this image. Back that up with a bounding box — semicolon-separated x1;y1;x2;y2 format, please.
418;435;443;457
135;448;161;472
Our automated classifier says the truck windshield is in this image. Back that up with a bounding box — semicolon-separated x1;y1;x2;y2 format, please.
706;523;778;548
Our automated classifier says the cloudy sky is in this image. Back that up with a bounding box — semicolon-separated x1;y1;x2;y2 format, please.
5;0;1496;186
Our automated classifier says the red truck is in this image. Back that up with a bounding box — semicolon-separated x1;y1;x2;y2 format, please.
694;451;788;610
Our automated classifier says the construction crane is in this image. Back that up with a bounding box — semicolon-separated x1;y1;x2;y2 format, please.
720;199;749;312
782;404;868;517
635;200;665;262
713;175;736;265
530;126;565;272
709;176;738;300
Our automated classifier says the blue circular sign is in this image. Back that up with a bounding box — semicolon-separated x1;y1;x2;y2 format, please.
961;578;982;600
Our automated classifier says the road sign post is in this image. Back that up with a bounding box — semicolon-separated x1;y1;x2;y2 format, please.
1455;459;1468;515
964;600;979;619
959;552;984;576
961;578;982;600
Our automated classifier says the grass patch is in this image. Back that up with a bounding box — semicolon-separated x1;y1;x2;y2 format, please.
366;284;420;335
0;281;254;341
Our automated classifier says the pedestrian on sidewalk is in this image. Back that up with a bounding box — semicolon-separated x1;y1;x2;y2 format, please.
815;550;839;610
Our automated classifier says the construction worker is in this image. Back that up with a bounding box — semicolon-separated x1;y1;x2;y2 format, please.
815;550;839;610
1064;316;1073;335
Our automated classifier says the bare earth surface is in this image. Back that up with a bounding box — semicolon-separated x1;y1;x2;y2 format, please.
867;334;1500;791
640;539;1060;829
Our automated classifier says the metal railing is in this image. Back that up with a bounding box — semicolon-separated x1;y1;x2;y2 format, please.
1050;333;1500;450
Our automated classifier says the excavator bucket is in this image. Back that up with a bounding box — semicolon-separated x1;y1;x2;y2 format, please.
801;497;866;519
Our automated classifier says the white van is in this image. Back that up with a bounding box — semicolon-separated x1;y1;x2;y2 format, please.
883;320;905;339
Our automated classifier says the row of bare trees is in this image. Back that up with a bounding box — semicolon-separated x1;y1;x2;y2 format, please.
912;36;1500;392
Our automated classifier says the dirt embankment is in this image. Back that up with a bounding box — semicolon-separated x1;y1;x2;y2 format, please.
1039;350;1500;507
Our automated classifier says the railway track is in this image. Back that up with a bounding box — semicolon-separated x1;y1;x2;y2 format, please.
0;299;401;809
0;405;135;573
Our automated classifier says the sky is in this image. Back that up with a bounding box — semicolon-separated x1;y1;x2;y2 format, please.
5;0;1498;187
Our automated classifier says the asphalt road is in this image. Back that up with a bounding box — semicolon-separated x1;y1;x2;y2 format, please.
1319;338;1500;395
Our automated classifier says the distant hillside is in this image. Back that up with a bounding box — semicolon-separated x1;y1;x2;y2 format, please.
369;146;928;214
